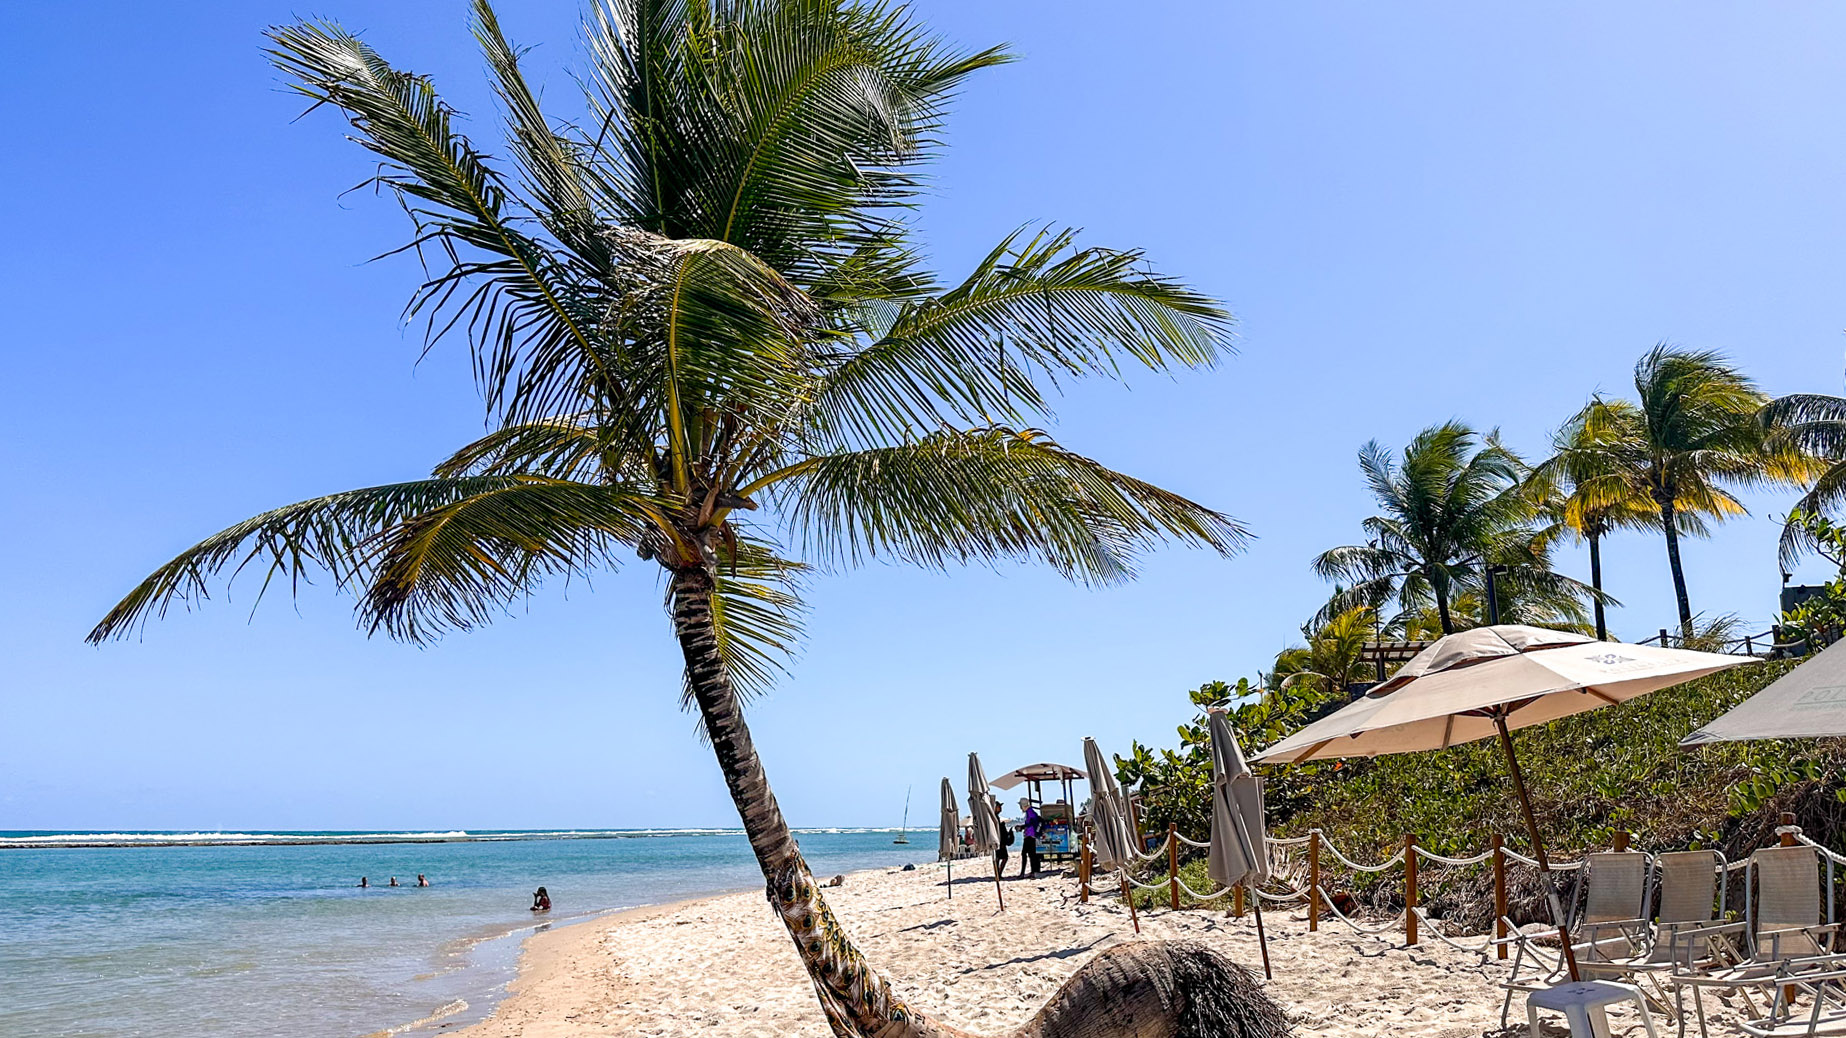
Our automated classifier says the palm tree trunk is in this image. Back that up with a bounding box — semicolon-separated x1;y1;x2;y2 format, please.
668;566;1287;1038
1588;532;1607;641
1433;576;1454;634
1659;499;1694;637
670;565;937;1038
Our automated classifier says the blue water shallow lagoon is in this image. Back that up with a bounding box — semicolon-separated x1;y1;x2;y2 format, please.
0;829;924;1037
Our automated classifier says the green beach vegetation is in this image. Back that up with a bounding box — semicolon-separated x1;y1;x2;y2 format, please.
1115;345;1846;919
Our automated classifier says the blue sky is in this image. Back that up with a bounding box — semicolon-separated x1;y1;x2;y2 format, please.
4;1;1844;831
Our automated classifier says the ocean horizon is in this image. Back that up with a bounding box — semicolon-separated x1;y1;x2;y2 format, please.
0;828;929;1037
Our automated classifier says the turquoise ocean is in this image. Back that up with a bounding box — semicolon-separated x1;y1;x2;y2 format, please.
0;828;927;1037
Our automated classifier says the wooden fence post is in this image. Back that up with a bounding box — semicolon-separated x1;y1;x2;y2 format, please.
1613;830;1630;852
1492;833;1507;960
1079;833;1091;904
1405;833;1419;946
1167;823;1180;910
1308;829;1321;932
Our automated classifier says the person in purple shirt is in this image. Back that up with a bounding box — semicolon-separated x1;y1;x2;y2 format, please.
1016;798;1043;878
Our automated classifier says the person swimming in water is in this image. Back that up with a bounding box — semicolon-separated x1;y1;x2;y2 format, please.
530;886;551;912
388;877;399;887
416;874;429;887
357;877;369;888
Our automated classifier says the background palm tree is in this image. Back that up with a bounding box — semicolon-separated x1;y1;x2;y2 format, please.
1760;392;1846;567
1576;345;1811;636
86;3;1288;1036
1272;605;1376;702
1313;421;1594;635
1527;398;1681;641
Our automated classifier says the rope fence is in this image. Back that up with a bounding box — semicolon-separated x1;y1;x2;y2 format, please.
1073;823;1600;960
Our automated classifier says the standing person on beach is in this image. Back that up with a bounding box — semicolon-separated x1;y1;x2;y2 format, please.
993;801;1011;877
1017;799;1042;878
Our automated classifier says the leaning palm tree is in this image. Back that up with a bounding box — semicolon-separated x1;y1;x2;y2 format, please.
1313;421;1594;635
1580;345;1813;636
87;4;1289;1037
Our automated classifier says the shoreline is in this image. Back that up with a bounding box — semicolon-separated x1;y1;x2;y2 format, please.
447;888;753;1038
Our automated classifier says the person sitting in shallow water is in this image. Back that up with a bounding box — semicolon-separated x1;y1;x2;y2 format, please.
530;886;551;912
416;874;429;887
388;876;399;887
357;877;369;888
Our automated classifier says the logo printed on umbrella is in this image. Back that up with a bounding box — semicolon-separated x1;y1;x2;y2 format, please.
1586;653;1637;666
1793;685;1846;707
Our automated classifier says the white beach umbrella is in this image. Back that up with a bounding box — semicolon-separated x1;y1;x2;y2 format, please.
1252;624;1754;980
1208;709;1272;978
967;752;1005;909
937;777;960;899
1081;736;1141;933
1682;637;1846;745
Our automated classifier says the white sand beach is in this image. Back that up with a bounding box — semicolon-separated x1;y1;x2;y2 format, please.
456;861;1749;1038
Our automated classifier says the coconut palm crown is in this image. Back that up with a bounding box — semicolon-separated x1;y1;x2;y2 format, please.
87;4;1283;1037
1312;421;1596;635
1527;398;1692;641
1573;345;1814;635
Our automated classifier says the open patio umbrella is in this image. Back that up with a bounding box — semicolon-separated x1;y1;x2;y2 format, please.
938;777;960;899
1082;736;1140;934
968;752;1005;909
1253;624;1753;980
1208;709;1272;979
1682;637;1846;745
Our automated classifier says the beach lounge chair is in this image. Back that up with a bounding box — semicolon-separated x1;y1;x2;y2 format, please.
1574;850;1728;1029
1671;845;1845;1037
1501;851;1652;1027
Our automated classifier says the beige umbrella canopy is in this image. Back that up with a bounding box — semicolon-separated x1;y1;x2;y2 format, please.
1682;637;1846;745
1081;736;1141;934
1207;709;1272;978
967;753;1001;853
1256;625;1750;763
937;777;960;900
1082;738;1135;870
1253;624;1754;980
967;752;1005;909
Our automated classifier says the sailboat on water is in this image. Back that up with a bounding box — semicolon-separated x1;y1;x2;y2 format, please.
892;786;911;844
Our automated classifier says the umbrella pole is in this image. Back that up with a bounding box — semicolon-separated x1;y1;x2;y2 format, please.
947;858;952;899
1249;886;1273;979
993;854;1005;911
1494;714;1581;982
1120;871;1140;934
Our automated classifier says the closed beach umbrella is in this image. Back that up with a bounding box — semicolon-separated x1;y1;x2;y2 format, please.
937;777;960;899
1081;736;1141;933
1253;624;1753;980
967;752;1005;909
1682;637;1846;745
1208;709;1272;978
967;753;1001;852
1081;737;1135;870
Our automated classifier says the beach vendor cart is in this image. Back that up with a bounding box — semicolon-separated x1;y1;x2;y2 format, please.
990;762;1085;860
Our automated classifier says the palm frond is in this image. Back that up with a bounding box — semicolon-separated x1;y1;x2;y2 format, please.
806;227;1232;444
267;20;613;426
775;426;1246;584
88;476;660;643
